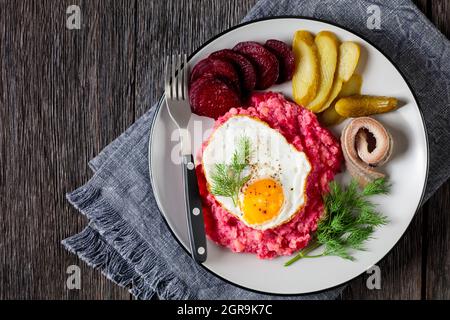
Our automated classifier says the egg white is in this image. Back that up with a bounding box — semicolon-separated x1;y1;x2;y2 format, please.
202;115;311;230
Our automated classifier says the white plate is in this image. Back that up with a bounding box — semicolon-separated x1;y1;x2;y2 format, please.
149;17;428;295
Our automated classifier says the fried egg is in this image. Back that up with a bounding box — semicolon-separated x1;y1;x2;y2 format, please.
202;115;311;230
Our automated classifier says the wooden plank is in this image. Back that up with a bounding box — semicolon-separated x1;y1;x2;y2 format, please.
53;0;135;299
425;182;450;299
423;0;450;300
431;0;450;38
413;0;431;17
134;0;257;115
339;209;424;299
0;0;132;299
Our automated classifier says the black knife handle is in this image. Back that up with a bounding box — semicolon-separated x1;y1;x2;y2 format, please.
182;154;207;263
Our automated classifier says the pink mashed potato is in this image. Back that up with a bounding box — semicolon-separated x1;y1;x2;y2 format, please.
196;92;342;259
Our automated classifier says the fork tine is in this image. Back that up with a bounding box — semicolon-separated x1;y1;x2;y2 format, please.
164;55;170;99
183;54;188;100
175;54;180;100
165;53;189;101
171;54;177;100
177;54;183;100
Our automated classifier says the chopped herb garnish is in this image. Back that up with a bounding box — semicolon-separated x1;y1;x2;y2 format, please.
285;178;390;266
210;136;252;206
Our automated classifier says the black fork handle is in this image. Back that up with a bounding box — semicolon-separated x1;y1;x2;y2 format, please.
181;154;207;263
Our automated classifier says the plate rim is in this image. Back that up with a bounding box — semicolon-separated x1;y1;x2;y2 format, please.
148;16;430;296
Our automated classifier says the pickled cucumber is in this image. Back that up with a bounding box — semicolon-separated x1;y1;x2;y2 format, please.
335;95;398;117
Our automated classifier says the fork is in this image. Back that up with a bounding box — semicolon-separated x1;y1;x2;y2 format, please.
164;53;207;263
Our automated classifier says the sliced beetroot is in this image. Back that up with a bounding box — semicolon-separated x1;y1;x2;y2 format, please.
209;49;256;93
189;76;241;119
264;39;295;83
190;57;240;94
233;41;279;90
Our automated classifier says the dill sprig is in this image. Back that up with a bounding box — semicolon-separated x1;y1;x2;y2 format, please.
285;178;390;266
210;136;252;206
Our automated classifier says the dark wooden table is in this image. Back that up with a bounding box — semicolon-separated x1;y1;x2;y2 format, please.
1;0;449;300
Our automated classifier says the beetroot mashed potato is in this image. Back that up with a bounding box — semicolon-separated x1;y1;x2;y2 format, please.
196;92;342;259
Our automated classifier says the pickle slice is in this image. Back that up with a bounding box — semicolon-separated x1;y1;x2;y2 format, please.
306;31;339;113
320;42;361;112
292;30;320;106
319;74;362;126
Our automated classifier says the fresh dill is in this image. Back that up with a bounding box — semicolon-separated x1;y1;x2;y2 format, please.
285;178;390;266
210;136;252;206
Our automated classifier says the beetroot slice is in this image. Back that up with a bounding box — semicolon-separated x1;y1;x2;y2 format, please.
189;76;241;119
190;57;240;94
209;49;256;93
264;39;295;83
233;41;279;90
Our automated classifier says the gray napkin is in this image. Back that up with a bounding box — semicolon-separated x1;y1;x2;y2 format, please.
63;0;450;300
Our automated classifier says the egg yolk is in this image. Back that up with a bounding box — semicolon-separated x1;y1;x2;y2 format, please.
241;178;284;225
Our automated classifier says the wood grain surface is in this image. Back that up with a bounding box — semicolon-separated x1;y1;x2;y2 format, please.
0;0;448;300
